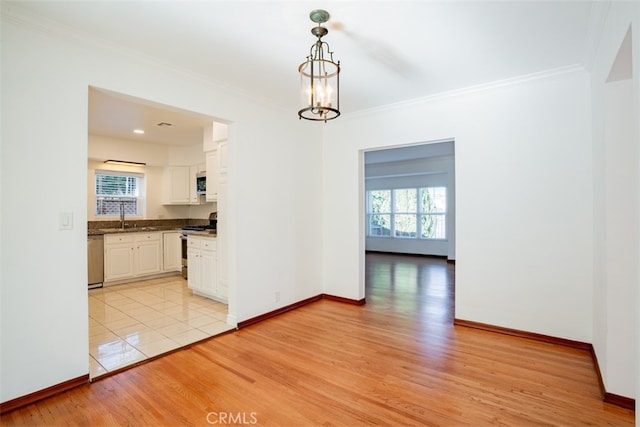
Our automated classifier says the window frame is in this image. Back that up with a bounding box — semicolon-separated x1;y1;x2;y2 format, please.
367;190;392;237
94;170;145;218
366;186;447;240
392;188;418;238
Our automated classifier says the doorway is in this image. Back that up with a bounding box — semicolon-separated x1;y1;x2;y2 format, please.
87;87;235;377
362;140;456;305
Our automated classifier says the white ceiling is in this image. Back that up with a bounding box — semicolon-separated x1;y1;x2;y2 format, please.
365;140;454;164
88;87;215;146
9;1;600;146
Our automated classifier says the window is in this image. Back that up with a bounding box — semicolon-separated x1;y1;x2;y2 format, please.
95;171;142;216
367;190;391;236
366;187;446;239
393;188;417;238
420;187;446;239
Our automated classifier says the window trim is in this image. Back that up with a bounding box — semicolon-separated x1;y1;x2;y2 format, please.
94;169;145;218
366;186;447;240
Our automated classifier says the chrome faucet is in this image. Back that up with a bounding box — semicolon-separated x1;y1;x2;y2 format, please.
119;201;125;229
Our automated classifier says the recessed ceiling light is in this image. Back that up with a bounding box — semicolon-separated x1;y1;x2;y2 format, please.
133;129;145;134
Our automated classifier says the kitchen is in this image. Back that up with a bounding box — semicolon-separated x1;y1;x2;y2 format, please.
86;87;232;378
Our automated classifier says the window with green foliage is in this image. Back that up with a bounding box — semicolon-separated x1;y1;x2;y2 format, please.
95;171;142;216
420;187;446;239
366;187;446;239
368;190;392;236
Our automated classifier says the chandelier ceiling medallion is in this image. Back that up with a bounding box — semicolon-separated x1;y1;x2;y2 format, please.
298;9;340;122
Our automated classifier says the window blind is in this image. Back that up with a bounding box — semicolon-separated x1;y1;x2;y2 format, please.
95;170;142;216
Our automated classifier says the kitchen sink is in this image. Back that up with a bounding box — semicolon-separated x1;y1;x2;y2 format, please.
99;228;128;233
98;226;158;233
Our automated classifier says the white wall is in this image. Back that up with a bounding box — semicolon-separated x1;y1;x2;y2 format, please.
88;134;170;166
1;8;323;403
88;134;215;220
323;68;594;342
604;79;636;398
589;1;639;402
87;159;195;221
231;119;324;321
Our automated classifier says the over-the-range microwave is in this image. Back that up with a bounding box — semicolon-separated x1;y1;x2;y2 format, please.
196;173;206;195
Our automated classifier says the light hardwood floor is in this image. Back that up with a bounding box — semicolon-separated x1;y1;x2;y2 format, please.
1;254;634;425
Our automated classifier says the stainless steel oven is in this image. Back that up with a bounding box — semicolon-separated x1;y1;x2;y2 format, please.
180;233;188;278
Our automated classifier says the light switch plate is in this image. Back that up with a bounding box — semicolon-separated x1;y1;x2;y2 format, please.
59;212;73;230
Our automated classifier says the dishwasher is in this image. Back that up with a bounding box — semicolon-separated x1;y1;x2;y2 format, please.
88;234;104;289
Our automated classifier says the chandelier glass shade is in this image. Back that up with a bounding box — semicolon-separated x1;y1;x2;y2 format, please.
298;10;340;122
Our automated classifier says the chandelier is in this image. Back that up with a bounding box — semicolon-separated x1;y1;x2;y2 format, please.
298;9;340;122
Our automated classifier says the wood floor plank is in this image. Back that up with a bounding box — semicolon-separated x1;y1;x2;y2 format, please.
1;254;634;426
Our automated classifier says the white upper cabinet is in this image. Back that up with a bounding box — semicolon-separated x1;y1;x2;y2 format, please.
218;140;228;176
203;121;226;202
206;150;219;202
213;122;228;142
203;122;227;152
163;164;208;205
162;166;190;204
188;165;200;205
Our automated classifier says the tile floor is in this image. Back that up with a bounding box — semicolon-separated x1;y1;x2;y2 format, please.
88;275;233;378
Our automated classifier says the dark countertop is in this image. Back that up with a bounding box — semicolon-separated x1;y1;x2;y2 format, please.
88;226;183;236
187;231;217;238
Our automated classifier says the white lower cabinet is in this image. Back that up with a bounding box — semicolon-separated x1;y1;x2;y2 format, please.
104;235;135;282
162;231;182;272
187;235;226;302
104;232;162;283
136;235;162;276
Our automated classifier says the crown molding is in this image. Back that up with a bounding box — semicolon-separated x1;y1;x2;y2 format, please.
0;2;288;115
343;64;588;120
